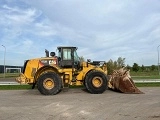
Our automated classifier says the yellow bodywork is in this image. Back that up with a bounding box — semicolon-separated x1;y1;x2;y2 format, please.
16;57;107;87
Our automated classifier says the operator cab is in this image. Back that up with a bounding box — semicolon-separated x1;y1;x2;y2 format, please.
57;47;80;68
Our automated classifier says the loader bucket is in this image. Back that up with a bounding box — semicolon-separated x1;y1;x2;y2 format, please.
108;68;143;94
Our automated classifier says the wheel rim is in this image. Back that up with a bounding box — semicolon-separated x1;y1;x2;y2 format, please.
43;78;54;90
92;77;103;88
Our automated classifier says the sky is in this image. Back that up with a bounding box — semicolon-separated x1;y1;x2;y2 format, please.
0;0;160;66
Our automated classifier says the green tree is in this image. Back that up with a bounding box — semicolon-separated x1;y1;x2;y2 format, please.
141;65;145;72
126;64;131;70
114;61;118;69
107;59;114;74
79;56;85;62
151;65;156;71
145;66;150;72
107;57;126;74
132;63;139;72
117;57;125;68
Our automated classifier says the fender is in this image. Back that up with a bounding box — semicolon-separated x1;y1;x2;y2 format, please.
31;65;60;89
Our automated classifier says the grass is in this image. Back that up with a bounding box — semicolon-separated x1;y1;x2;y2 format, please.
130;71;160;79
0;85;31;90
135;82;160;87
0;73;20;78
130;71;159;76
132;75;160;79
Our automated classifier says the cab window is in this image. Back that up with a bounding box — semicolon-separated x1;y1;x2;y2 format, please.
63;49;71;60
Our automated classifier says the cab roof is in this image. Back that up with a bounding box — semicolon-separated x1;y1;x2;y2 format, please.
57;46;78;50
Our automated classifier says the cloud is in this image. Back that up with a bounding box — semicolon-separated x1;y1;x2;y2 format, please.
0;0;160;66
0;1;59;65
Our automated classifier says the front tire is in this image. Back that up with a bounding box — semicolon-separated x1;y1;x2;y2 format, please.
85;70;107;94
37;72;62;95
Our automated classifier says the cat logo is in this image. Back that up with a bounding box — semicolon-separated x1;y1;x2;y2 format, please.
49;60;56;65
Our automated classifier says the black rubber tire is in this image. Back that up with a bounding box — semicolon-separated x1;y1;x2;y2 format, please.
85;70;107;94
37;72;62;95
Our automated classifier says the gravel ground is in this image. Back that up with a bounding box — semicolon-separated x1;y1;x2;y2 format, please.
0;87;160;120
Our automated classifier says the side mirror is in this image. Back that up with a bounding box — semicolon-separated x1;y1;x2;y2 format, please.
87;59;91;62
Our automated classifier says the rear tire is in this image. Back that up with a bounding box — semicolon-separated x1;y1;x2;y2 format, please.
37;72;62;95
85;70;107;94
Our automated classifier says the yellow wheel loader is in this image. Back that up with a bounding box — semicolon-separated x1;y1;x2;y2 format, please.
16;46;108;95
16;46;143;95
